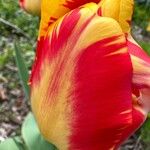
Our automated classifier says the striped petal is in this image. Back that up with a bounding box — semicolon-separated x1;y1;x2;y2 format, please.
30;4;135;149
19;0;41;15
39;0;100;37
128;35;150;112
98;0;148;126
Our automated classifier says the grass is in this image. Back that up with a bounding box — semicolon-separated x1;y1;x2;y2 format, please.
0;0;39;71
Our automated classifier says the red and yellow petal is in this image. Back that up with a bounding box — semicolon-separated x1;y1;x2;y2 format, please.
97;0;149;123
98;0;134;33
127;35;150;112
39;0;100;37
30;4;135;149
117;96;146;148
19;0;41;15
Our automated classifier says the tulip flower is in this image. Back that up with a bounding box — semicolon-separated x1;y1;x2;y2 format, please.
23;0;150;149
19;0;41;15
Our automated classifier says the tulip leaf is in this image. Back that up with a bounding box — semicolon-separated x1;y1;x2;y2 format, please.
14;43;30;100
22;113;57;150
0;137;24;150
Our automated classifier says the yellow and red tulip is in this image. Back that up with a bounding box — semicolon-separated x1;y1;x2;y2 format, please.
22;0;150;149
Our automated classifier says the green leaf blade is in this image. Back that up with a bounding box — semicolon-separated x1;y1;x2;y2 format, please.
14;43;30;100
0;137;24;150
22;113;57;150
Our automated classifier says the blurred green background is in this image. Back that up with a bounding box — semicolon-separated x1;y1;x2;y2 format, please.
0;0;150;150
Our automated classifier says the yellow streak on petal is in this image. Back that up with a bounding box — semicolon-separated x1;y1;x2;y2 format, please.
131;55;150;87
73;17;125;52
105;47;127;57
39;0;70;37
120;109;132;115
46;3;98;39
31;60;73;150
110;145;116;150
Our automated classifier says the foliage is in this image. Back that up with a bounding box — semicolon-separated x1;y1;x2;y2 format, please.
14;43;30;100
0;0;38;70
0;113;57;150
133;0;150;30
0;136;24;150
0;0;39;38
0;0;38;95
141;118;150;150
